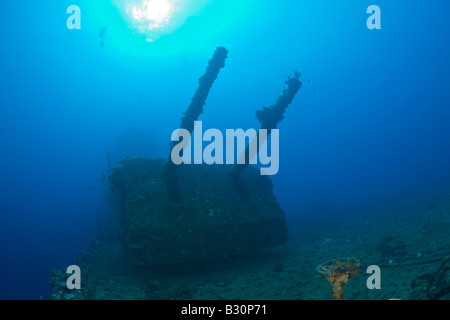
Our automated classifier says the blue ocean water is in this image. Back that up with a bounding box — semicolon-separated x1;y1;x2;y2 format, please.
1;0;450;299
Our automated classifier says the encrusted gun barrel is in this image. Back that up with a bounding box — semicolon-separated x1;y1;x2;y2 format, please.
230;71;302;199
165;47;228;203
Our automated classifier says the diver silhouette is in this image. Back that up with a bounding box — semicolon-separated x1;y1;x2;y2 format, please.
98;26;107;47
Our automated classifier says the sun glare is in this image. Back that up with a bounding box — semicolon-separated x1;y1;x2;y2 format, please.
128;0;174;30
111;0;213;42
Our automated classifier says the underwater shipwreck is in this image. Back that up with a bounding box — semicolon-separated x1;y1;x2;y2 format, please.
104;47;301;266
48;47;303;299
46;47;450;301
108;47;301;267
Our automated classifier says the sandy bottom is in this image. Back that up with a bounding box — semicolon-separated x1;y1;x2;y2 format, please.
49;190;450;300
